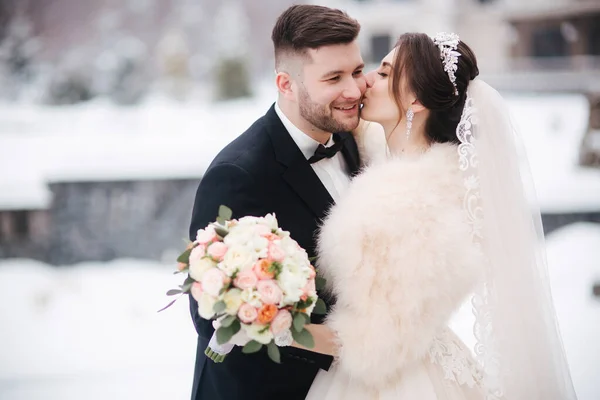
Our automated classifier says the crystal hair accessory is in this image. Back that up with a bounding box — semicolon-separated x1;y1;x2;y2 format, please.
432;32;460;96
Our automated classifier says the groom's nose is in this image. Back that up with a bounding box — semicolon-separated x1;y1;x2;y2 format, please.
342;78;364;100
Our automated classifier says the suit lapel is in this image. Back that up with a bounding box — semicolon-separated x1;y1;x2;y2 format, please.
264;105;334;218
339;132;361;176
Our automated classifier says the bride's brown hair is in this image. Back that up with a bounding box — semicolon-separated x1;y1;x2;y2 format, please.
390;33;479;144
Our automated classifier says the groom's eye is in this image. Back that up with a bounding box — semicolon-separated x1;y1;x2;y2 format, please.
328;76;341;82
353;70;363;76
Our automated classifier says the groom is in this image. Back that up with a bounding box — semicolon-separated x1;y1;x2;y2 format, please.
188;5;367;400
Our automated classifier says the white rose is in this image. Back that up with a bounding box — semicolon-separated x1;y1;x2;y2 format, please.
304;295;318;315
277;270;305;305
237;216;260;226
223;288;243;315
189;257;217;281
198;293;217;319
249;236;269;258
240;288;263;308
243;322;274;345
221;246;256;275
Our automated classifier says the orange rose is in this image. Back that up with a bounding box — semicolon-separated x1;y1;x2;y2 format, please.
257;304;278;324
253;259;275;280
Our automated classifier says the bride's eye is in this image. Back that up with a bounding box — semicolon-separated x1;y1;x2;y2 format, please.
378;72;388;78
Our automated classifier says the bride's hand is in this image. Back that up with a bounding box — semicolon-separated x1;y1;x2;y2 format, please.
292;324;339;356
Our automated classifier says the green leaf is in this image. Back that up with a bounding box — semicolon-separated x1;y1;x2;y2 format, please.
296;297;314;311
293;312;308;332
242;340;263;354
216;326;234;345
181;276;195;293
213;301;227;314
315;276;326;291
267;341;281;363
313;298;327;315
214;225;229;238
177;248;192;264
291;328;315;349
216;319;241;345
166;289;182;296
216;216;226;225
308;256;317;262
218;205;233;221
157;298;178;313
220;315;237;328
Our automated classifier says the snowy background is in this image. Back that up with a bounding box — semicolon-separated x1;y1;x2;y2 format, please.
1;0;599;399
0;89;599;400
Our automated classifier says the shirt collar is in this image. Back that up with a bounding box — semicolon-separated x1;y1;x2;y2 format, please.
274;101;334;160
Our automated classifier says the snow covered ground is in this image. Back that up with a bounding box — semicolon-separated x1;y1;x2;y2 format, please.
0;222;598;400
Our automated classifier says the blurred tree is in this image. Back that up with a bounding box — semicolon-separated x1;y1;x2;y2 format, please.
212;0;252;101
0;14;41;101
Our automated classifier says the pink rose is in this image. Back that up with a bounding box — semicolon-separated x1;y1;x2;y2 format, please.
268;243;286;262
196;226;217;245
256;279;283;305
201;268;228;297
270;310;293;335
308;266;316;279
207;242;228;261
191;282;203;302
237;303;258;323
234;269;258;290
303;278;317;297
189;245;206;264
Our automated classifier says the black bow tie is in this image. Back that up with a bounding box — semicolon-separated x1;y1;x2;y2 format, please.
308;133;346;164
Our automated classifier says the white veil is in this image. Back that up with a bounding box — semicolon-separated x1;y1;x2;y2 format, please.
458;79;577;399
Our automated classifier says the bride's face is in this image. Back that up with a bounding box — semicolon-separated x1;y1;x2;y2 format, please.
361;48;402;125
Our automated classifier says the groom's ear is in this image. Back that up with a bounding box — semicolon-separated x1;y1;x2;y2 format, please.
275;72;296;101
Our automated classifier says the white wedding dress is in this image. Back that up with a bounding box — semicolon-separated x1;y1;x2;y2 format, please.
305;79;576;400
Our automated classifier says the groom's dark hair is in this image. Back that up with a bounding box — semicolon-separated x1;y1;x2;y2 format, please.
272;5;360;69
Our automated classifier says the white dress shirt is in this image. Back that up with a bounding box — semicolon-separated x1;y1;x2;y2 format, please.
274;102;351;203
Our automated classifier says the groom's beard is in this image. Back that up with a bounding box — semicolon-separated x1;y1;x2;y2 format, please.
298;87;360;133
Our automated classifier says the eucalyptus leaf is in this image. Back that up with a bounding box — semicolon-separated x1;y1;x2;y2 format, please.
218;205;233;221
315;276;326;291
242;340;262;354
157;298;178;313
166;289;182;296
267;341;281;364
177;248;192;264
181;276;195;292
214;225;229;238
293;312;308;332
230;319;241;335
213;301;227;314
291;328;315;349
216;326;234;345
313;298;327;315
220;315;237;328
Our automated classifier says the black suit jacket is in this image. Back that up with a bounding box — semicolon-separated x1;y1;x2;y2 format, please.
187;104;361;400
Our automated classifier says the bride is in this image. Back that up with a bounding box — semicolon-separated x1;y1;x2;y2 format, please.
303;32;577;399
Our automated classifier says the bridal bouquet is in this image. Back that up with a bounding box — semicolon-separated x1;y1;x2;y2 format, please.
160;205;326;363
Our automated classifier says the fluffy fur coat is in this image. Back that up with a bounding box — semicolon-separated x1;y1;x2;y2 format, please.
317;135;485;390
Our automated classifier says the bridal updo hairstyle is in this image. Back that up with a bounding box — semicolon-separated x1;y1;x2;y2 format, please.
391;33;479;144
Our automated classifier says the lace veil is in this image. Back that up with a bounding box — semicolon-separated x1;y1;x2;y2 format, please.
456;78;577;399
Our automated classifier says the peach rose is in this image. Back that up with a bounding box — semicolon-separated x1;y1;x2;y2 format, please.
196;226;217;245
253;259;275;280
237;303;258;323
233;269;258;290
190;282;203;302
308;265;316;279
256;280;283;305
302;278;317;297
257;304;278;324
207;242;228;261
189;245;206;264
201;268;228;297
268;243;286;262
270;310;292;335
